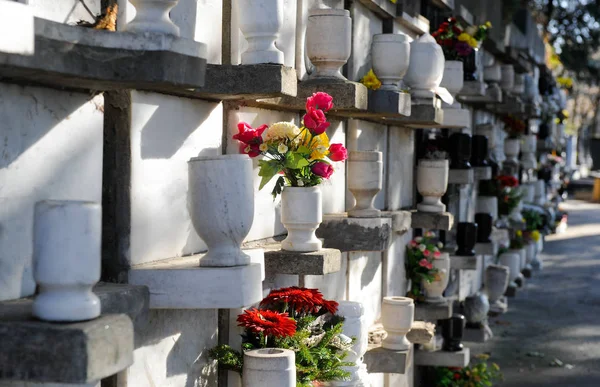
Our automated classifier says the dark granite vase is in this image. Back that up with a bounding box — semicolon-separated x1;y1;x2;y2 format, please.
456;222;477;256
463;51;477;81
441;313;466;352
449;133;472;169
475;213;493;243
471;135;489;167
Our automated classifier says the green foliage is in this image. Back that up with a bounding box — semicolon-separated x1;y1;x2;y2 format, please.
208;345;243;374
497;188;522;216
522;209;544;231
433;355;503;386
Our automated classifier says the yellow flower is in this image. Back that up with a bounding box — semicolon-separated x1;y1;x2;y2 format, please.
492;363;500;371
468;37;479;48
531;230;541;242
485;21;492;28
277;143;288;153
476;353;490;361
458;32;471;42
304;132;330;160
259;143;268;152
265;121;301;143
516;230;523;238
361;69;381;90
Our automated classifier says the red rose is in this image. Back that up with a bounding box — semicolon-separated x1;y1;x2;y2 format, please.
240;143;261;158
452;26;462;34
311;162;334;179
454;372;461;380
328;143;347;162
233;122;267;145
440;22;449;29
303;107;330;135
306;92;334;112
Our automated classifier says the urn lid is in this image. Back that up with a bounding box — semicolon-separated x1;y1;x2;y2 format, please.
373;33;409;43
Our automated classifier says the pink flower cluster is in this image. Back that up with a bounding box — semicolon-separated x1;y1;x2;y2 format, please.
303;92;334;135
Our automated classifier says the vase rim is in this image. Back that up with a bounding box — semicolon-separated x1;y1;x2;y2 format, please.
188;154;248;163
373;33;409;43
383;296;414;305
418;159;448;168
308;8;350;17
283;186;321;192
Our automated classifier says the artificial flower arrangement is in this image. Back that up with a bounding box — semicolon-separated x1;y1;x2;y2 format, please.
360;69;382;90
432;18;492;60
503;115;527;139
209;287;353;387
510;229;525;250
494;175;522;216
405;232;445;299
232;92;348;198
433;354;503;387
522;209;544;243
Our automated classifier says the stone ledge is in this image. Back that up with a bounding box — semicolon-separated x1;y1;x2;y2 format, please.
316;214;392;252
349;90;411;121
458;84;502;105
381;210;412;233
386;103;444;128
458;80;486;98
449;254;480;270
463;324;493;343
448;169;475;185
395;12;430;35
0;314;133;384
357;0;396;18
434;108;471;129
473;166;492;180
407;321;436;344
263;245;341;275
128;252;264;309
489;94;525;115
414;348;470;367
363;345;411;374
475;242;498;256
410;211;454;231
414;301;453;322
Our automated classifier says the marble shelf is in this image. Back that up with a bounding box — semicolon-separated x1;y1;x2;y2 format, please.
433;108;471;129
449;254;481;270
414;301;453;322
473;166;492;180
381;210;412;234
458;84;502;105
349;90;411;121
448;169;475;185
410;211;454;231
357;0;396;18
363;345;411;374
316;214;392;252
414;348;470;367
263;245;342;276
458;80;486;98
475;242;498;256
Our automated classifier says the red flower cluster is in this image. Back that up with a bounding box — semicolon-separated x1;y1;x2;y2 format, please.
432;17;473;58
312;162;334;178
328;143;347;162
237;308;297;338
233;122;267;158
497;175;519;188
303;92;333;135
260;286;339;315
503;115;527;136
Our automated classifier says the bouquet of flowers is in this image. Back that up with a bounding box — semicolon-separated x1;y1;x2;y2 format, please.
496;175;522;215
510;230;525;249
433;354;503;386
503;115;527;139
432;18;491;60
405;232;445;298
232;92;348;198
209;287;353;387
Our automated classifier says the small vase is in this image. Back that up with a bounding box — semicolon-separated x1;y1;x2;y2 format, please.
281;186;322;252
531;239;543;270
463;50;478;81
371;33;410;91
520;135;538;170
449;133;472;169
474;213;492;243
441;314;465;352
125;0;180;36
484;264;509;304
381;297;414;351
484;63;501;83
243;348;296;387
306;9;351;80
498;252;521;287
500;64;515;91
238;0;285;65
417;159;449;213
32;201;101;322
404;33;445;100
526;241;536;264
331;302;369;387
440;60;464;108
456;222;477;256
188;155;253;267
464;293;490;326
504;138;520;164
510;248;527;271
471;135;489;167
348;151;382;218
422;253;450;304
476;195;498;222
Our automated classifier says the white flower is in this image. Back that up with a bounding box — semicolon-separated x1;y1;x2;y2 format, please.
278;143;289;153
265;122;301;142
419;244;426;252
434;247;439;253
415;237;423;243
259;143;268;152
437;242;443;249
297;179;304;187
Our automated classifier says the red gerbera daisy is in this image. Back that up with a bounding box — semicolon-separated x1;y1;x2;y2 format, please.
322;299;339;314
260;287;338;315
237;308;296;338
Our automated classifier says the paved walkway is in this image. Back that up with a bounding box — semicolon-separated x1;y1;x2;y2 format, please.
470;200;600;387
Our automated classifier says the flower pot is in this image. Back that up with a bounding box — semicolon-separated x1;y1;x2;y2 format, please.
483;63;501;83
381;296;414;351
124;0;180;36
504;138;520;164
526;241;536;264
243;348;296;387
416;159;449;213
237;0;284;65
463;50;478;81
484;264;509;304
476;196;498;221
456;222;477;256
332;302;369;386
440;60;464;108
449;133;472;169
306;9;351;80
189;155;253;266
471;135;489;167
520;183;535;203
475;213;493;243
281;186;322;252
404;33;445;100
441;314;465;352
32;201;101;322
500;64;515;91
422;253;450;304
464;293;490;326
348;151;382;218
499;252;521;287
534;180;546;205
510;248;527;271
371;33;410;91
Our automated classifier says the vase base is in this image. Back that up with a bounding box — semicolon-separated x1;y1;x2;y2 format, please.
33;288;101;322
124;21;180;37
198;250;251;267
281;238;322;253
417;203;446;212
382;337;410;351
348;208;381;218
242;49;284;65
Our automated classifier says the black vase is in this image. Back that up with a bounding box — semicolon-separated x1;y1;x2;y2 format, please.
449;133;472;169
463;51;478;81
471;135;489;167
475;213;493;243
456;222;477;256
538;123;550;139
441;314;466;352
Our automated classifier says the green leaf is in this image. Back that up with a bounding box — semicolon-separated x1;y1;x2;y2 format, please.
284;153;310;170
258;159;281;190
271;176;285;199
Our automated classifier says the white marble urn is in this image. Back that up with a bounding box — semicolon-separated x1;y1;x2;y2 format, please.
243;348;296;387
281;186;323;252
32;200;102;322
476;196;499;222
500;64;515;91
484;63;502;83
125;0;181;36
371;33;411;91
331;301;369;387
306;9;351;80
381;296;414;351
498;252;521;287
348;151;382;218
417;159;449;213
238;0;285;65
484;264;509;304
188;154;254;267
422;253;450;304
510;248;527;271
504;138;520;163
440;60;464;108
404;33;445;100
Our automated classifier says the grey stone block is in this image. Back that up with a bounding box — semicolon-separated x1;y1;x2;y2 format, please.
0;17;207;92
316;214;392;252
492;94;525;114
473;166;492;180
363;345;411;374
388;104;444;128
437;108;471;129
0;314;133;383
410;211;454;231
475;243;498;256
449;254;481;270
458;80;485;97
414;348;470;367
463;324;493;343
448;169;474;185
381;210;412;233
414;302;453;322
263;246;342;275
460;83;503;105
407;321;436;344
360;90;411;118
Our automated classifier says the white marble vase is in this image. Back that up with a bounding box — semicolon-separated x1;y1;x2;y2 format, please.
417;159;449;212
243;348;296;387
32;200;102;322
188;154;254;267
484;264;509;304
504;138;520;164
238;0;284;65
331;301;369;387
422;253;450;304
404;33;445;101
499;252;521;287
371;33;411;91
381;296;414;351
440;60;464;108
306;9;351;80
125;0;180;36
348;151;382;218
281;186;323;252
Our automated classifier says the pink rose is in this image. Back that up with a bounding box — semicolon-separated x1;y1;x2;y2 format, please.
410;241;418;248
306;92;334;112
311;162;334;179
419;259;433;270
303;107;330;135
423;250;431;257
434;251;441;259
328;144;348;162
